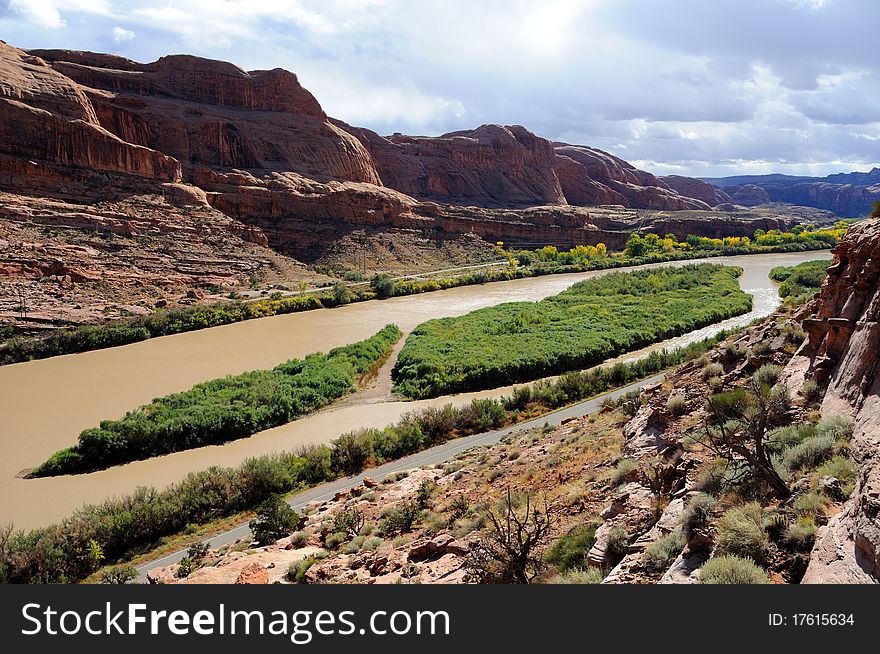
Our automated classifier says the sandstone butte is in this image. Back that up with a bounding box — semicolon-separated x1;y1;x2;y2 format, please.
0;39;807;268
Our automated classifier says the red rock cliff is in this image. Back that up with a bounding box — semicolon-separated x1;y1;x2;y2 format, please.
783;216;880;583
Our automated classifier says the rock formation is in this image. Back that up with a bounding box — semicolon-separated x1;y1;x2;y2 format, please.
782;217;880;583
709;170;880;218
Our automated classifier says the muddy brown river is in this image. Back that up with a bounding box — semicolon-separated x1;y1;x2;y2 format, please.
0;251;831;530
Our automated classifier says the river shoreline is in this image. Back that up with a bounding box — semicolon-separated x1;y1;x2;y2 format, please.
0;250;831;530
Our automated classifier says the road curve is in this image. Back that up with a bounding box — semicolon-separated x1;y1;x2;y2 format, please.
134;371;665;580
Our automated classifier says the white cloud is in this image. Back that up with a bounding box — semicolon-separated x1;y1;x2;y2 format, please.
111;25;134;44
8;0;64;28
2;0;879;177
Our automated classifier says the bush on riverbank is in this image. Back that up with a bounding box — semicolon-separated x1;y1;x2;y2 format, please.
769;260;829;302
393;264;752;398
31;325;402;477
0;226;839;366
0;330;731;584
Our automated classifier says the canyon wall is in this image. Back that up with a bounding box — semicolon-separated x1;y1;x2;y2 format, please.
782;216;880;583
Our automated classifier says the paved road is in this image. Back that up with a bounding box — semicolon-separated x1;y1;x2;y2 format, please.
238;260;508;300
134;372;664;580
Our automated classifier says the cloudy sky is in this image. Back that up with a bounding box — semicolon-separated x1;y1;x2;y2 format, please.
2;0;879;177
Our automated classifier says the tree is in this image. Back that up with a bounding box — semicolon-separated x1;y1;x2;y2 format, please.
370;273;395;298
249;494;301;546
872;200;880;218
692;366;793;499
331;282;353;305
466;489;558;584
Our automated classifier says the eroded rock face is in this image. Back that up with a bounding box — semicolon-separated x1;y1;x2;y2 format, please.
660;175;731;207
783;217;880;583
30;49;380;184
730;184;771;206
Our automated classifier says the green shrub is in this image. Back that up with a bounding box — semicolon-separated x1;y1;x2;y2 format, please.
34;325;402;476
801;380;821;404
793;491;828;518
715;503;770;564
781;435;835;474
605;525;631;563
380;500;421;535
643;530;686;572
551;567;605;584
393;265;752;398
370;274;395;298
332;508;365;538
289;531;308;548
544;523;597;572
287;557;317;583
699;555;770;584
324;532;347;549
816;415;854;442
814;456;857;496
249;495;300;546
98;565;138;584
682;493;717;538
753;365;782;389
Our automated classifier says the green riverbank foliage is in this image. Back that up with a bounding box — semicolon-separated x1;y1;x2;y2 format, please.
393;264;752;398
0;225;842;366
768;260;829;302
0;331;727;584
32;325;402;477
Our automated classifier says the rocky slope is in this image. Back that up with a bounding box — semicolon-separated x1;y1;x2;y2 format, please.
152;291;873;585
782;216;880;583
0;40;833;334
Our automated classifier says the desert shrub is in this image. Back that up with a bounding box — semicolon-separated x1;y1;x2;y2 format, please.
793;491;828;518
289;531;308;548
723;343;746;365
681;493;717;538
816;415;854;442
415;480;436;509
324;532;347;549
801;380;821;404
544;523;597;572
814;456;857;496
98;565;138;584
607;458;638;486
175;557;196;579
447;495;471;523
605;525;631;564
715;503;770;564
249;495;300;546
643;530;686;572
753;364;781;389
380;500;421;535
332;508;365;538
750;341;771;357
783;520;816;551
666;394;687;417
287;557;317;583
551;567;605;584
362;537;384;551
702;362;724;380
781;435;835;474
699;555;770;584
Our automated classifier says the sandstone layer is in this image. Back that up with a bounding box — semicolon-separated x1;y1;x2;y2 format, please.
782;217;880;583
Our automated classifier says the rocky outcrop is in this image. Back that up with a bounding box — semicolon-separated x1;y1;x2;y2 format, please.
0;42;181;184
31;49;380;184
555;144;712;211
782;217;880;583
730;184;771;206
710;169;880;218
660;175;731;207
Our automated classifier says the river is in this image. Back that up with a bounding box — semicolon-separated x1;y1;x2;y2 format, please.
0;250;831;530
